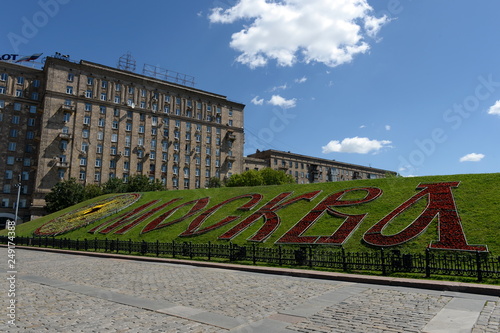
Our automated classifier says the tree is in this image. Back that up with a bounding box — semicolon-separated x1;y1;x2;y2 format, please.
226;169;264;187
226;168;295;187
125;175;164;192
102;177;126;194
83;184;103;200
44;178;85;213
207;177;222;188
259;167;295;185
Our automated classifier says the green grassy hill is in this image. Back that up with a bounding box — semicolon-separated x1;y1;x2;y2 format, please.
4;173;500;254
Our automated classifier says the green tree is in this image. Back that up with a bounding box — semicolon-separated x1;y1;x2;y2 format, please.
83;184;103;200
207;177;222;188
126;174;164;192
44;178;85;213
260;168;295;185
226;168;294;187
102;177;126;194
226;169;264;187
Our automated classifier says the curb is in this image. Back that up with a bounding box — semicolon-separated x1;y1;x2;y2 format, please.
4;244;500;297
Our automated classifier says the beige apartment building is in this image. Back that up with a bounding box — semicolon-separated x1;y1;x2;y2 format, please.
0;54;395;224
245;149;396;183
1;55;244;222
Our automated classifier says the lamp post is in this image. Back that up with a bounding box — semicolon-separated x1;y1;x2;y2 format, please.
14;174;21;225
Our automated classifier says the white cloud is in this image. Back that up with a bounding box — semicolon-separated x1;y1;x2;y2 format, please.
488;100;500;115
385;125;391;131
322;136;392;154
270;83;288;92
251;96;264;105
209;0;388;68
459;153;485;162
359;125;366;129
295;76;307;83
267;95;297;108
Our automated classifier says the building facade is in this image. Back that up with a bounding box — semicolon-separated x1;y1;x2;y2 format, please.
1;56;245;222
245;150;396;183
0;55;396;224
0;61;45;224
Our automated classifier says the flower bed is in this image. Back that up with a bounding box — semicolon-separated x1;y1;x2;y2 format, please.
34;193;141;236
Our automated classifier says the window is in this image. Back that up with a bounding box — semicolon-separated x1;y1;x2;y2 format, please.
138;125;145;133
124;148;130;157
8;142;16;151
22;171;29;181
80;157;87;166
85;90;93;98
10;129;18;137
83;115;91;125
114;95;121;103
0;100;4;109
66;86;73;94
140;113;146;121
26;131;34;139
0;73;8;81
67;73;74;82
82;129;89;138
110;160;117;169
85;103;92;111
128;86;134;94
17;76;24;85
98;118;105;127
14;89;22;97
126;122;132;131
31;92;39;100
228;120;233;126
81;142;89;152
97;131;104;140
112;120;119;129
1;199;9;208
114;108;120;117
164;105;170;113
101;93;107;101
150;151;155;160
29;105;37;113
124;161;130;171
11;115;20;124
13;102;21;111
95;159;102;167
136;162;142;171
3;184;11;194
141;89;146;97
96;144;103;154
79;171;86;180
87;77;94;85
95;172;101;181
110;146;117;155
101;80;108;88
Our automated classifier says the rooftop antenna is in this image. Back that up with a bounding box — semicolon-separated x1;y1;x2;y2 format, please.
117;52;136;72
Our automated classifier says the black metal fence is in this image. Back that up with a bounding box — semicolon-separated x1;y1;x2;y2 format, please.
3;236;500;282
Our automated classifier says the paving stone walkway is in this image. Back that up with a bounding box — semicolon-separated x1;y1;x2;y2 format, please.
1;248;499;332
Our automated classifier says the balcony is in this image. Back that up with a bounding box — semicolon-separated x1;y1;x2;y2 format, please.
226;155;236;162
56;161;70;168
58;132;73;140
60;104;75;113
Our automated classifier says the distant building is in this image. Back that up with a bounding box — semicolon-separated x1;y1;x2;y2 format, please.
0;54;396;224
245;149;396;183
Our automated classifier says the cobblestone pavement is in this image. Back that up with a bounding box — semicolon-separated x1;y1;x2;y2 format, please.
1;248;499;332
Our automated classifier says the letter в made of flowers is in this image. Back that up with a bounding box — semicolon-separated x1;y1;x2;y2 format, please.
363;182;487;252
276;187;382;245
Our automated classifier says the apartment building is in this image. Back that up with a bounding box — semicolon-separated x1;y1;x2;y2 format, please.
0;54;396;224
1;55;245;221
245;149;396;183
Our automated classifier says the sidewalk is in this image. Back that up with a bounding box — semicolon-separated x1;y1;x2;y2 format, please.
2;247;499;332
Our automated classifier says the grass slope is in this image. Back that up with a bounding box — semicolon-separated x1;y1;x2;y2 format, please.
4;173;500;254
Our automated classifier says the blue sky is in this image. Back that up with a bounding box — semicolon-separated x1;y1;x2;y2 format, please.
3;0;500;177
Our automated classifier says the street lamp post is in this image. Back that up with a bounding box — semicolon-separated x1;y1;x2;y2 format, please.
14;174;21;225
